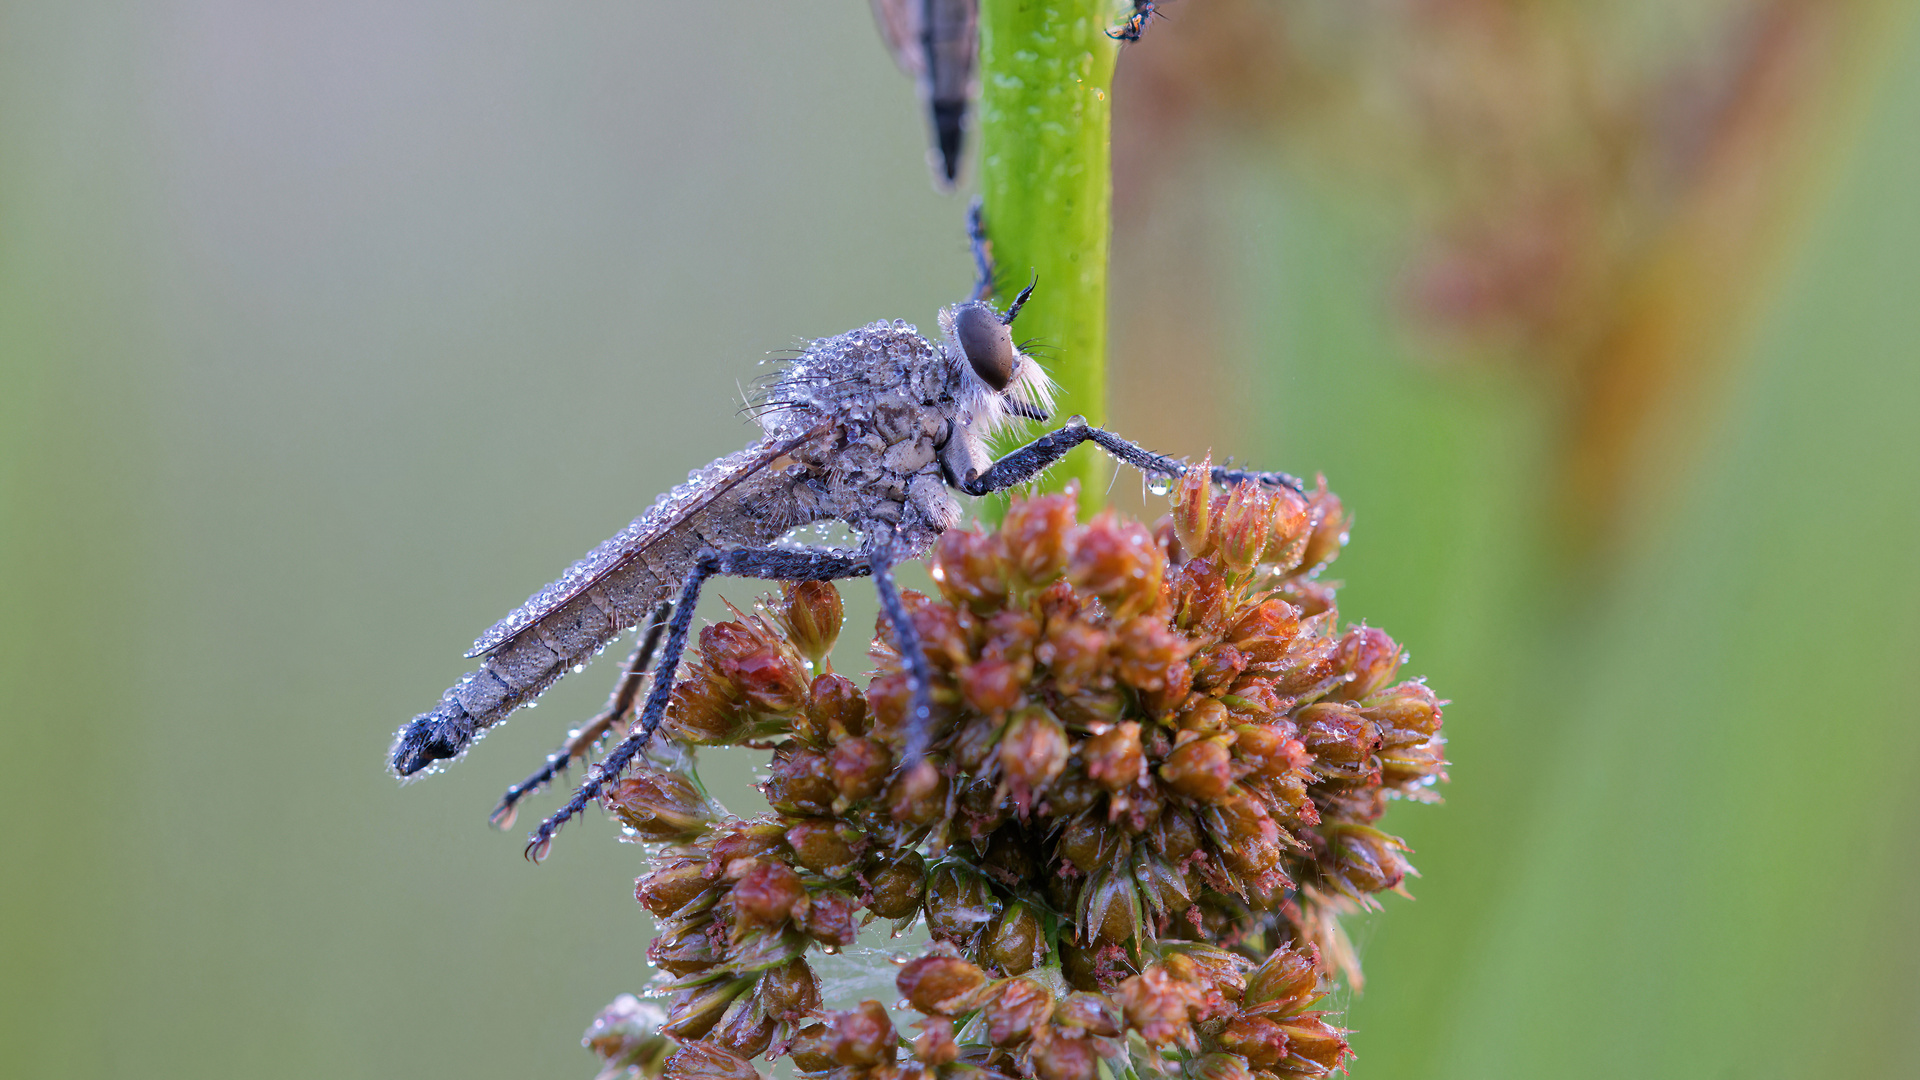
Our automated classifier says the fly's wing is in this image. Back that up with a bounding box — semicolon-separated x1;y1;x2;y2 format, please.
467;425;825;658
870;0;925;78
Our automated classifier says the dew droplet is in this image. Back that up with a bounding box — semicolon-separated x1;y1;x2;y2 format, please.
1064;414;1087;429
1146;477;1172;497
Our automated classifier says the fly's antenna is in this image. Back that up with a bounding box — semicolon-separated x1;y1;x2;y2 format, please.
1003;275;1037;325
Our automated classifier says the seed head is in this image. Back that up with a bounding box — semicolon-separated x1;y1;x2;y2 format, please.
581;481;1442;1080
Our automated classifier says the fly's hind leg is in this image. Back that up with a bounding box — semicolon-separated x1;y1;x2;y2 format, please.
489;601;672;830
957;422;1305;497
525;546;871;861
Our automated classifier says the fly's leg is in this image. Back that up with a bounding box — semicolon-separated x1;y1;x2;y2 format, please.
525;547;870;861
957;422;1305;497
489;602;672;830
968;198;995;301
868;548;937;764
966;199;1036;318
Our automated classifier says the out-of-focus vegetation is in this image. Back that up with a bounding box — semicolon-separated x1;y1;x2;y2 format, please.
3;3;1916;1079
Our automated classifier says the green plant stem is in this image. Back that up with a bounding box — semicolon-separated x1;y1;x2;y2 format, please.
977;0;1122;514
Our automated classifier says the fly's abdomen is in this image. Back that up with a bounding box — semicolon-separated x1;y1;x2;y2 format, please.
388;459;811;778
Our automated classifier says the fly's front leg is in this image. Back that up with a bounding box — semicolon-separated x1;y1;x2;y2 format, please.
489;602;672;830
525;547;870;861
958;421;1304;497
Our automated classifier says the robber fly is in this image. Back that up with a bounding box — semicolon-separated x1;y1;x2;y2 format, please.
389;206;1304;859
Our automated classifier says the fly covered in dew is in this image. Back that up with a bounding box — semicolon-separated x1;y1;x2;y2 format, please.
389;204;1307;860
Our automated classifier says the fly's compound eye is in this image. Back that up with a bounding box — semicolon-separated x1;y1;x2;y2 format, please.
955;301;1016;391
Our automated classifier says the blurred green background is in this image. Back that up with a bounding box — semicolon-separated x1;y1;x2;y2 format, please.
3;3;1916;1078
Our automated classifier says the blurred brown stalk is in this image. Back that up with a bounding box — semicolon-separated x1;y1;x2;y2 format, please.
1110;0;1888;559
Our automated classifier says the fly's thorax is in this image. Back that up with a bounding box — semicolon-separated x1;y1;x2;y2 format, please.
759;319;968;553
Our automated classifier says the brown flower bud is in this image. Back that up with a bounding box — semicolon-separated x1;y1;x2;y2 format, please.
1322;824;1413;894
1192;644;1249;694
732;860;807;930
1170;557;1229;635
864;670;911;737
711;1004;778;1061
1243;947;1319;1010
825;1001;896;1067
1044;766;1107;816
1053;991;1122;1037
759;957;822;1021
707;823;787;876
1187;1052;1256;1080
1233;724;1310;782
1115;616;1191;693
983;977;1054;1046
583;994;668;1076
1261;486;1313;571
1171;454;1214;557
985;904;1044;975
1000;705;1070;813
913;1014;961;1065
1036;619;1109;692
636;860;714;918
865;849;926;919
1274;1014;1350;1073
1217;1014;1291;1067
1056;811;1121;872
702;620;808;713
665;673;750;744
805;672;868;740
1152;807;1203;862
1179;697;1232;736
1083;721;1143;791
787;1023;835;1072
1223;678;1287;721
1215;796;1284;878
607;771;713;842
959;657;1024;713
1360;680;1443;740
897;955;989;1015
1081;869;1141;946
1380;739;1449;788
893;590;969;672
764;745;839;816
1226;600;1301;664
929;526;1010;611
1295;703;1379;771
1299;480;1349;571
648;920;724;977
1269;634;1340;697
1115;966;1198;1047
663;1040;762;1080
1031;1028;1101;1080
1215;484;1273;575
663;977;753;1041
800;889;859;946
1002;491;1078;586
1068;511;1165;619
780;580;843;664
786;820;859;879
925;863;998;946
1160;738;1235;801
884;759;948;826
1331;627;1402;701
828;736;893;803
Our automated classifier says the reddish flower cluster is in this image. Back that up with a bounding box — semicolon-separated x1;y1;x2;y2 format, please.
584;471;1446;1080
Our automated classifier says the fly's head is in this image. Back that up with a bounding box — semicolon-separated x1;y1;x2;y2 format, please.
935;279;1054;487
